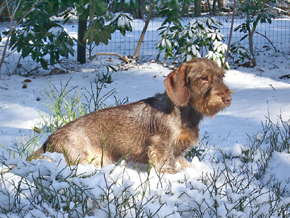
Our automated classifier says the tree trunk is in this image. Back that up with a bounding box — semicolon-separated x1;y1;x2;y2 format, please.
88;0;93;59
249;31;256;67
182;0;190;15
133;0;154;59
222;0;236;69
137;0;143;19
77;18;87;64
206;0;211;15
218;0;223;10
0;0;40;72
0;2;9;22
247;0;265;67
194;0;201;17
212;0;217;15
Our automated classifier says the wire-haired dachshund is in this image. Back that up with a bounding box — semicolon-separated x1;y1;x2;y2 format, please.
29;58;232;173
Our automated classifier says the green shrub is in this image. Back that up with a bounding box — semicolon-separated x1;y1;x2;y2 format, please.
156;17;228;67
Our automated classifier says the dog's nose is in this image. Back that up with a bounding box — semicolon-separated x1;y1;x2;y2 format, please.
222;95;232;105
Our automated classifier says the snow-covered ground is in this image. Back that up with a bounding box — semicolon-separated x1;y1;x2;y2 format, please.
0;52;289;217
1;55;290;151
0;17;290;217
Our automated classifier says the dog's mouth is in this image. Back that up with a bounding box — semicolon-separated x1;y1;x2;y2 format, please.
207;94;232;116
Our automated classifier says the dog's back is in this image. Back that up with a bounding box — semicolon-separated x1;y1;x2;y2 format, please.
31;97;175;166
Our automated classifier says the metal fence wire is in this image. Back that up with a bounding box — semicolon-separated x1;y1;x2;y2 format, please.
84;16;290;58
0;8;290;72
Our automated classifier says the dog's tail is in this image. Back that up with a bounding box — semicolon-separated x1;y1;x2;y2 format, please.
26;141;47;161
1;143;48;175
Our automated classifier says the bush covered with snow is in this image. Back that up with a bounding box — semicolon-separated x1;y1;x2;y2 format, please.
156;17;228;67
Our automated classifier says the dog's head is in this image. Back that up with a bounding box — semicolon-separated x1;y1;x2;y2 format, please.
165;58;232;116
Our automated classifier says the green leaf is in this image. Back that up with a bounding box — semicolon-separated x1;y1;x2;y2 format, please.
83;29;91;42
165;39;172;52
22;47;31;58
40;58;48;70
240;34;249;41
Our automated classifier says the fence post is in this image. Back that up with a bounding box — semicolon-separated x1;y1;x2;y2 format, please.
77;18;87;64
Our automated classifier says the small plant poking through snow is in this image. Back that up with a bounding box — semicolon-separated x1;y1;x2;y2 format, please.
38;65;128;133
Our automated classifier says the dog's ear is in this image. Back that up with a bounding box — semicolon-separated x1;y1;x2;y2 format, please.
165;64;190;106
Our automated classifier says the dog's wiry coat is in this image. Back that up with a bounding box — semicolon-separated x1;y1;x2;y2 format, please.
30;58;232;173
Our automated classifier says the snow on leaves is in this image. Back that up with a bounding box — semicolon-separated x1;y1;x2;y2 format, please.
156;17;228;67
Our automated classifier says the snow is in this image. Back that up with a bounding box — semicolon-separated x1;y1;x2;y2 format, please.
264;152;290;191
111;13;132;29
117;15;128;28
48;26;64;37
0;17;290;217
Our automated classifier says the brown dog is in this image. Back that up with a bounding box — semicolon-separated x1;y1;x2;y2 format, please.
30;58;232;173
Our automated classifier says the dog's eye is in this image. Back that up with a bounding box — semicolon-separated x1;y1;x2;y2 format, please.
201;76;208;82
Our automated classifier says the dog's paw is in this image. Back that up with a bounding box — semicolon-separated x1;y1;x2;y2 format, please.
178;157;192;170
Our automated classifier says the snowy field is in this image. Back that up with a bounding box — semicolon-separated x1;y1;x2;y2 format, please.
0;17;290;217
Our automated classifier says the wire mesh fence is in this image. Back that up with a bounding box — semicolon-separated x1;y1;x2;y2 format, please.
84;16;290;58
1;13;290;73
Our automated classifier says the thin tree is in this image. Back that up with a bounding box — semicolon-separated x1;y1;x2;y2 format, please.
234;0;275;67
0;0;41;72
194;0;201;17
77;18;87;64
222;0;236;69
133;0;155;59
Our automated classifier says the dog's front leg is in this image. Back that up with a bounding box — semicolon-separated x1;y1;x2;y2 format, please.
148;146;177;173
147;136;177;173
176;156;192;170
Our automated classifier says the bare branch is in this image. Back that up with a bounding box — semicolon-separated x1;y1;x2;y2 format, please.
133;0;155;59
222;0;236;69
255;31;277;52
0;0;43;72
93;53;129;63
